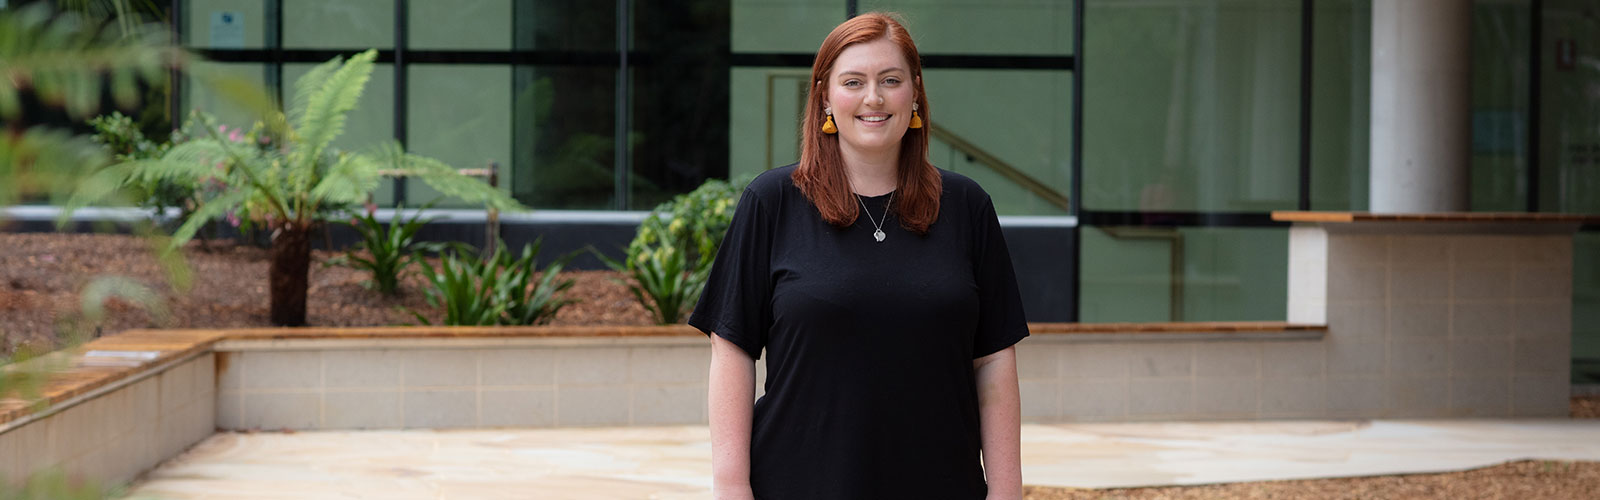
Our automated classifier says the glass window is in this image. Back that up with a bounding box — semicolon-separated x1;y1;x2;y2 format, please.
924;69;1071;216
1081;226;1287;322
860;0;1074;56
514;0;616;51
1576;232;1600;384
183;0;268;49
283;0;394;49
1084;0;1302;213
1539;0;1600;214
406;65;513;208
1310;0;1370;211
731;0;840;53
513;66;616;209
1470;0;1531;212
728;67;809;180
408;0;512;50
184;62;271;131
629;0;733;210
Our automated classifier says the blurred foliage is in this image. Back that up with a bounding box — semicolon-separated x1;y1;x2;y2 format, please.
600;177;744;324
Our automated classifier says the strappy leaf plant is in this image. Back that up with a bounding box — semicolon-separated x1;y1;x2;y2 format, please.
414;239;578;326
332;204;446;296
64;49;525;326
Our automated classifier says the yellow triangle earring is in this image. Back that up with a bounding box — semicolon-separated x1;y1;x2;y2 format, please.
822;107;838;134
909;103;923;129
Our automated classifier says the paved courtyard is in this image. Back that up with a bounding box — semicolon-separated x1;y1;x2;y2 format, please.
121;419;1600;499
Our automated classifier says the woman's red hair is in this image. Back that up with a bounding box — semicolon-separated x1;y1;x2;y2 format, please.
794;12;940;235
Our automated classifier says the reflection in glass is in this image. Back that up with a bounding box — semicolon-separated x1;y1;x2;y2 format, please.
407;65;512;208
1084;0;1302;212
408;0;512;50
860;0;1073;56
514;66;616;209
1080;226;1287;323
1470;0;1531;211
282;0;394;49
629;0;732;210
924;69;1072;216
1310;0;1370;211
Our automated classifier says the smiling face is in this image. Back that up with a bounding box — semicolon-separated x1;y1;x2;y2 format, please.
824;37;917;158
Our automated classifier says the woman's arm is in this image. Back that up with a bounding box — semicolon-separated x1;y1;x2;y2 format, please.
973;346;1022;500
709;333;757;500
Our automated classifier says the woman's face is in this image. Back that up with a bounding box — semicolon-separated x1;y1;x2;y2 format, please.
824;38;916;156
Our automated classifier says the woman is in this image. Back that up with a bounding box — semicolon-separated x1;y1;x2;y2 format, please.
690;12;1028;500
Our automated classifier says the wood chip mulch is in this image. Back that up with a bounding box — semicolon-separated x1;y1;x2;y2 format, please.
0;232;649;355
5;233;1599;500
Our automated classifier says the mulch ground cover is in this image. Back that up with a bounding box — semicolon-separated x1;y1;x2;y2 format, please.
4;232;1598;499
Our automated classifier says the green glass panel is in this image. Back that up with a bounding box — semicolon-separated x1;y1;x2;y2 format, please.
859;0;1074;56
408;0;513;50
731;0;840;53
1081;226;1286;322
283;0;394;49
1084;0;1303;212
1310;0;1370;211
405;65;513;208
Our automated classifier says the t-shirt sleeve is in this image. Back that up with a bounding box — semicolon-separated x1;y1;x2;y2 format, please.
971;196;1030;358
688;188;772;360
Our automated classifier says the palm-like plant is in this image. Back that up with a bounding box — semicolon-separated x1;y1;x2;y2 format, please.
67;49;525;326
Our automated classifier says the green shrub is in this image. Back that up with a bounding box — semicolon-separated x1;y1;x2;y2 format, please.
414;240;577;326
601;178;742;324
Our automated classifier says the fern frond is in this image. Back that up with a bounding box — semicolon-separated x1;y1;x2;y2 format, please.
293;49;377;177
309;152;382;209
169;189;251;246
288;55;342;131
396;153;526;211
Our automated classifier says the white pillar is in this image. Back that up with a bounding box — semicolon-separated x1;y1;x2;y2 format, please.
1369;0;1471;213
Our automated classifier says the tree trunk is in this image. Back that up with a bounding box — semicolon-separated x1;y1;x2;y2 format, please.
269;224;311;326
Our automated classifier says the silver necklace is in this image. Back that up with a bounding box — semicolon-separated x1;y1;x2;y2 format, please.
854;191;894;242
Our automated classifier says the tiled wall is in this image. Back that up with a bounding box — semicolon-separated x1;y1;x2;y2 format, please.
1280;228;1573;418
1015;337;1333;421
0;353;216;486
215;341;712;430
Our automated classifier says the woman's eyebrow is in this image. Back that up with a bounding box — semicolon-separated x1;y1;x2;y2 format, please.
837;67;908;78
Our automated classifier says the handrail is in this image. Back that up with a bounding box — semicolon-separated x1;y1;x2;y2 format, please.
1095;226;1185;321
928;126;1072;212
758;70;1070;212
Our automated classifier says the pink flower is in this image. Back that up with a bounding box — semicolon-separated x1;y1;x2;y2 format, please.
228;130;243;142
259;135;271;145
226;212;241;227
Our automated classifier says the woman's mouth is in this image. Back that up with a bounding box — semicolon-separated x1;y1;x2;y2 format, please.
858;114;891;126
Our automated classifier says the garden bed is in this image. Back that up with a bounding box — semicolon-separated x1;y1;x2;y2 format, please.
0;232;650;355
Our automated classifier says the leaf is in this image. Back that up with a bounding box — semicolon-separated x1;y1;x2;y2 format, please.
169;189;251;246
294;49;377;174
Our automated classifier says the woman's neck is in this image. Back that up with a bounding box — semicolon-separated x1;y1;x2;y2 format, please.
840;144;899;196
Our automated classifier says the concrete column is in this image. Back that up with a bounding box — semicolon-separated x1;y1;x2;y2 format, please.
1369;0;1471;213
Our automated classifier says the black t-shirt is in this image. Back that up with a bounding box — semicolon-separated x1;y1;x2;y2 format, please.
689;164;1030;500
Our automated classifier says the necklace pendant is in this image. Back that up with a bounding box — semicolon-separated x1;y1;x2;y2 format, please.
874;229;886;242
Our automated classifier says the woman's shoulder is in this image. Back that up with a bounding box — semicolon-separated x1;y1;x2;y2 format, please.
935;167;995;211
742;164;799;200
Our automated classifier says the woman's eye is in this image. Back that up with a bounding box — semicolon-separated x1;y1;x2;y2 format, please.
883;78;901;85
843;80;862;88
